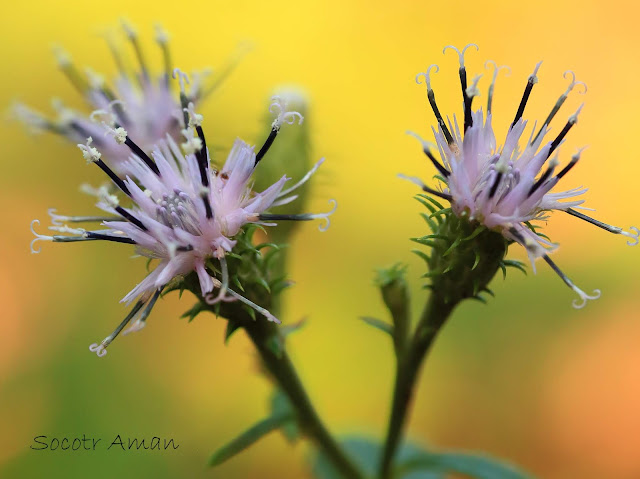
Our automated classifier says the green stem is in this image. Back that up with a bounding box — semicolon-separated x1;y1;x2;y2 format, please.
378;294;457;479
244;319;366;479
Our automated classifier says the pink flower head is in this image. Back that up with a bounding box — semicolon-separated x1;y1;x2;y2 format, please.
31;91;335;357
13;22;218;175
404;44;638;308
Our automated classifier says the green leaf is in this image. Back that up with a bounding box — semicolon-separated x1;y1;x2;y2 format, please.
498;261;507;280
255;242;280;251
359;316;394;336
209;411;293;467
504;259;527;275
415;196;438;214
180;302;207;322
420;194;445;211
411;249;431;264
270;390;300;443
462;225;486;242
225;320;243;344
280;318;307;338
396;451;532;479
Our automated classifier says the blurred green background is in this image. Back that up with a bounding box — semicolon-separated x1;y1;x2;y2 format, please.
2;1;640;478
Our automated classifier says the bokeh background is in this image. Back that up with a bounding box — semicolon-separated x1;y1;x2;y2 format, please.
2;1;640;478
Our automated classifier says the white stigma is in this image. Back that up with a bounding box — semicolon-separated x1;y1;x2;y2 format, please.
30;219;53;254
154;24;169;44
563;70;588;95
571;285;601;309
172;68;190;95
621;226;640;246
89;343;108;357
443;44;479;67
269;95;304;130
48;208;67;226
484;60;511;82
415;64;439;90
313;199;337;232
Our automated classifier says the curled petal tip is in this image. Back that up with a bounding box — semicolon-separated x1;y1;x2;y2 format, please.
571;288;601;309
443;44;479;67
172;68;190;94
89;343;108;357
317;199;338;232
415;64;439;88
30;219;53;254
623;226;639;246
484;60;511;78
563;70;588;94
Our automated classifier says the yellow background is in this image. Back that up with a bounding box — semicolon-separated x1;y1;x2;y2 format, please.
1;1;640;478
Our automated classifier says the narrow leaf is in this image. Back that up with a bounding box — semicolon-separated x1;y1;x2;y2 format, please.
359;316;394;336
209;412;293;467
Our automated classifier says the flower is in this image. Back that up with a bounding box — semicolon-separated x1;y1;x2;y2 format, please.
31;90;335;357
404;44;638;308
12;21;226;175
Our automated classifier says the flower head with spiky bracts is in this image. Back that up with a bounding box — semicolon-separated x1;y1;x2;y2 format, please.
31;86;334;357
12;21;233;175
404;44;638;308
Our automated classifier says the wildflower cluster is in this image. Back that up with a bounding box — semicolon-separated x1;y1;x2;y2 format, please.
31;84;334;357
405;44;638;308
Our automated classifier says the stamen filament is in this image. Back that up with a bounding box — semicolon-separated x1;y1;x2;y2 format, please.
512;61;542;129
532;70;587;144
406;131;450;177
565;209;639;245
548;105;583;158
206;279;280;323
543;254;601;309
397;174;452;201
416;65;455;144
89;299;146;357
255;128;278;166
124;137;160;176
257;199;337;231
114;206;147;231
123;287;164;335
85;231;136;244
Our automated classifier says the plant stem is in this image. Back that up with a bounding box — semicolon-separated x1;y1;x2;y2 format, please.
244;319;366;479
378;293;457;479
